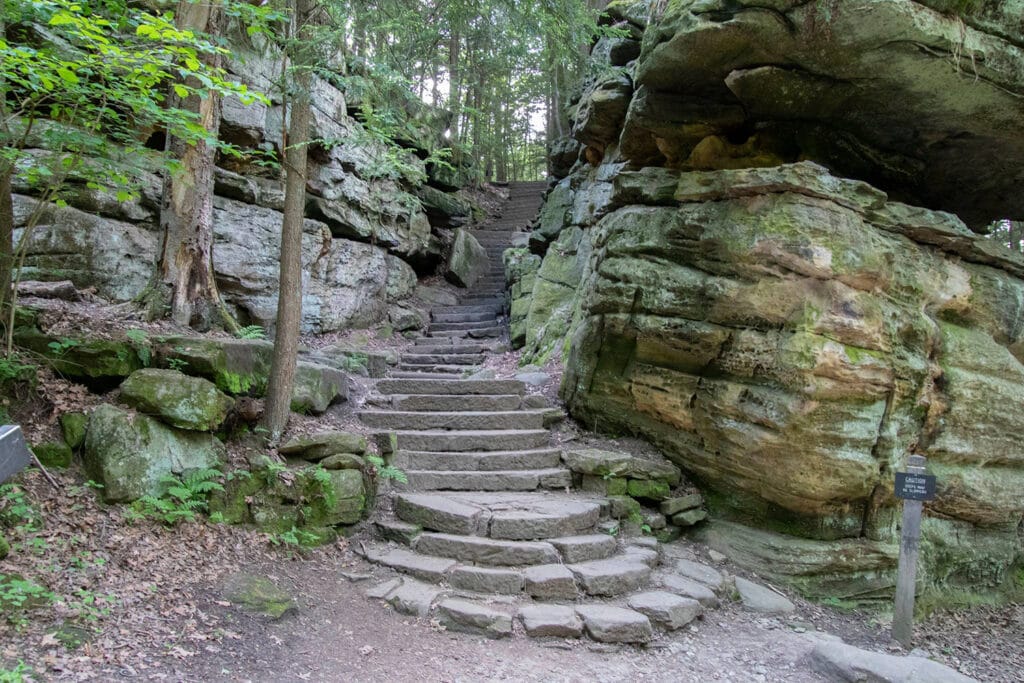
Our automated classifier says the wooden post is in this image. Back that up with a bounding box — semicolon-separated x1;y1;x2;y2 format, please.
892;454;928;647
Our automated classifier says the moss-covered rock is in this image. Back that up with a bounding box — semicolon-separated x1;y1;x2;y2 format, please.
221;572;297;620
445;228;487;288
31;440;73;469
14;330;142;386
83;404;225;503
290;362;348;414
59;412;87;450
279;431;367;460
319;453;366;470
627;478;671;501
563;449;681;484
119;369;234;431
0;534;9;559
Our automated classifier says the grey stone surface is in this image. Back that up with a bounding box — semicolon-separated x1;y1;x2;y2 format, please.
734;577;795;615
661;494;704;516
523;564;579;600
448;566;524;594
676;559;724;591
514;371;551;386
365;578;403;600
394;494;487;535
549;534;618;564
575;605;653;644
375;549;457;583
627;591;702;630
489;500;602;540
809;639;977;683
436;599;513;639
660;573;720;608
568;559;651;596
518;604;584;638
386;579;443;617
414;533;559;566
391;429;550;453
622;546;660;568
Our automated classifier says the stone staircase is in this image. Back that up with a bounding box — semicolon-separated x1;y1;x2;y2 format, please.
356;182;747;642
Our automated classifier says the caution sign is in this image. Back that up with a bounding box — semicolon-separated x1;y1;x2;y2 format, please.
895;472;936;501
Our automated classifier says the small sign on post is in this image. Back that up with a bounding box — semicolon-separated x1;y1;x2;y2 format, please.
892;454;936;648
0;425;32;483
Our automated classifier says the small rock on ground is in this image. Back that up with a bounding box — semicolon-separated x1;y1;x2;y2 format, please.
734;577;795;615
628;591;703;630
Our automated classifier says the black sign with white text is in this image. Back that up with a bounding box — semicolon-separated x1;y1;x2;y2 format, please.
894;472;936;501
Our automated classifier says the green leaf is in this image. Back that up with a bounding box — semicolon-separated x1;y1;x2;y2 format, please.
173;84;189;98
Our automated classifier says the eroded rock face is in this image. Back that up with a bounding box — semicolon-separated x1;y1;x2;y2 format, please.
520;0;1024;604
625;0;1024;228
555;163;1024;598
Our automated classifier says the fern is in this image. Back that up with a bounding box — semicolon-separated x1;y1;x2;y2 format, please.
236;325;266;340
365;455;408;484
129;468;224;525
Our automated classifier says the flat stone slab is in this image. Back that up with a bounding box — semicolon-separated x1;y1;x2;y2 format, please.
809;639;976;683
394;493;487;535
676;559;724;590
518;604;584;638
734;577;795;615
549;534;618;564
374;549;456;583
386;580;443;617
403;468;572;492
390;429;550;453
489;501;602;540
389;394;523;412
562;449;681;484
436;599;513;639
359;410;546;431
448;566;524;594
393;448;562;472
568;559;651;596
575;605;653;643
523;564;579;600
628;591;703;630
660;494;703;516
376;379;525;396
660;573;720;608
365;578;403;600
415;533;559;566
622;546;660;568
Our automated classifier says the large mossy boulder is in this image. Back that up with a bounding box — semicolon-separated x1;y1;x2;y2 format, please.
83;404;225;503
445;228;487;288
14;330;142;387
278;431;367;461
154;337;347;414
119;369;234;431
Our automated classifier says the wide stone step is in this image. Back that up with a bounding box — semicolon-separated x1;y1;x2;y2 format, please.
359;410;546;431
376;379;525;396
568;558;652;597
414;532;559;566
401;353;485;365
372;548;457;582
390;371;470;380
388;394;524;412
394;492;603;539
426;327;503;338
431;311;496;324
402;468;572;491
430;320;503;331
392;447;561;470
431;305;501;316
396;364;473;375
409;344;493;355
388;429;550;452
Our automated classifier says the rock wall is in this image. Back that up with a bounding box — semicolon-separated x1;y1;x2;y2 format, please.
516;0;1024;601
11;35;474;334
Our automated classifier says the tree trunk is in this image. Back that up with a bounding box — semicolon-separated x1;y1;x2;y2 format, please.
262;0;314;441
155;0;230;331
448;30;461;141
0;167;13;319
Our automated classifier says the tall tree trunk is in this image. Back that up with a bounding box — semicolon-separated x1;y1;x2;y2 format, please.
448;30;461;140
0;167;13;320
156;0;231;330
262;0;314;441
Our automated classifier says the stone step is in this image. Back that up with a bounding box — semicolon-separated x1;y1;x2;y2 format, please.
449;566;524;594
396;364;473;375
430;311;496;324
568;558;653;597
376;378;525;396
392;447;562;471
390;371;471;380
426;327;503;338
431;305;502;316
371;548;457;582
402;468;572;491
387;394;525;412
436;598;513;639
549;534;619;564
388;429;550;452
394;492;603;539
430;320;503;331
414;532;559;566
359;410;546;431
401;353;485;365
409;343;493;354
412;336;500;347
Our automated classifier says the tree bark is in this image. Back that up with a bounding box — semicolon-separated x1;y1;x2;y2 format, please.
262;0;314;441
0;167;13;319
155;0;231;331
